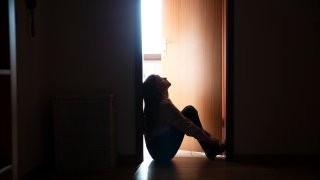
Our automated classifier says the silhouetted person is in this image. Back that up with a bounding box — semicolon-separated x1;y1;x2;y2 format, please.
143;74;225;163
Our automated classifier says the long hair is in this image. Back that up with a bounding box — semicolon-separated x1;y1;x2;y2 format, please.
142;75;162;125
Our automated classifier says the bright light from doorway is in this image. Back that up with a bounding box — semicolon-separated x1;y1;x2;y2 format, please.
141;0;163;159
141;0;162;54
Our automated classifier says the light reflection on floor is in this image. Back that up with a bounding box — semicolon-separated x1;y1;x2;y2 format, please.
141;135;226;179
135;152;226;180
138;143;226;180
138;150;205;180
143;136;208;158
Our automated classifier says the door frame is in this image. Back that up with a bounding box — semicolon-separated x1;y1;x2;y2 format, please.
225;0;234;161
134;0;144;165
134;0;235;163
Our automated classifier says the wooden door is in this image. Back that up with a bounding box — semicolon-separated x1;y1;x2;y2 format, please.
161;0;224;152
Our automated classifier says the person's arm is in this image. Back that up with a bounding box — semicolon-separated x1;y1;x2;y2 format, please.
159;99;214;143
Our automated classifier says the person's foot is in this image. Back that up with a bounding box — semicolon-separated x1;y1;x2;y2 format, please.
205;143;225;160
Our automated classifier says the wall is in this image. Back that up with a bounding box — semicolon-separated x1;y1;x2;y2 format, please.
14;0;140;177
43;0;139;154
233;0;320;155
15;0;51;176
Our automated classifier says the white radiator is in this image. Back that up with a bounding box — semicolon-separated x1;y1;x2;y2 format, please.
54;95;116;171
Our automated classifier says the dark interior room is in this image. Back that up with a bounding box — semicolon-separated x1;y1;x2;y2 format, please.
1;0;320;179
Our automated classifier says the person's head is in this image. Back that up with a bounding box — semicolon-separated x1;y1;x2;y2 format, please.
142;74;171;105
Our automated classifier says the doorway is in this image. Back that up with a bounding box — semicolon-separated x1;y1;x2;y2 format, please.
140;0;226;159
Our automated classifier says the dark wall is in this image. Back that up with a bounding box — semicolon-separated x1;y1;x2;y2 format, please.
43;0;139;156
233;0;320;155
14;0;140;177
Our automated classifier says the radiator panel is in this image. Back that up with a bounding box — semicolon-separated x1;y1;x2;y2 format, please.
54;97;116;171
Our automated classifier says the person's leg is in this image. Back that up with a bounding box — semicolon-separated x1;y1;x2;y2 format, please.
181;105;224;160
181;105;211;151
146;128;184;163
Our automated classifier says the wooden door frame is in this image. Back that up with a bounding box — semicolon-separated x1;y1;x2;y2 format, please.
134;0;235;163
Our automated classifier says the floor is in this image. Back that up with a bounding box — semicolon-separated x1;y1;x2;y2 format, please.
5;154;320;180
134;156;320;180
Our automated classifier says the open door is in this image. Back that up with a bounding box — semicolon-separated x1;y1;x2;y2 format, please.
161;0;225;152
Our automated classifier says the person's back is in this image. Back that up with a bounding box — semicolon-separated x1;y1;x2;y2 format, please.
144;98;171;143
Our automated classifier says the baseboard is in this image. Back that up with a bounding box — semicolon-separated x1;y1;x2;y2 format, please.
234;154;320;165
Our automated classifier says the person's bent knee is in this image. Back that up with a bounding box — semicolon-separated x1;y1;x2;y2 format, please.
182;105;198;114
